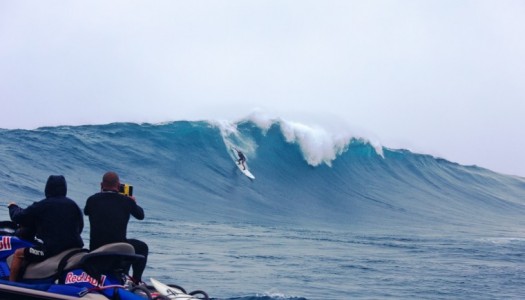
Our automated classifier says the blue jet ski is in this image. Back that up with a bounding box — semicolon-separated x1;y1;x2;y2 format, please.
0;221;209;300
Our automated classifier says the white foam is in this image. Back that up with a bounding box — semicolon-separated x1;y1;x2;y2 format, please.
279;120;348;166
215;110;384;167
244;108;276;131
258;288;301;299
209;110;385;166
210;119;239;136
482;237;525;244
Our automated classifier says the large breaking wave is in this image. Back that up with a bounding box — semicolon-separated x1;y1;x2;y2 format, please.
1;116;524;234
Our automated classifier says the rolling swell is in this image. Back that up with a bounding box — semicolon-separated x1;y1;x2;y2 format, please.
0;120;523;234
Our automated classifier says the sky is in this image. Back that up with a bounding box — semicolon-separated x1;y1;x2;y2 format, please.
1;1;524;176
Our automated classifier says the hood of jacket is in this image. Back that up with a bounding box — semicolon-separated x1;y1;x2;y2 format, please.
45;175;67;197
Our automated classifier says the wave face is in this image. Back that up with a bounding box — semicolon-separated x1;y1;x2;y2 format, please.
1;119;525;299
2;120;523;231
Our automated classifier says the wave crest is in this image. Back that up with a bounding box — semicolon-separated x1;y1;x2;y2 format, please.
214;110;383;166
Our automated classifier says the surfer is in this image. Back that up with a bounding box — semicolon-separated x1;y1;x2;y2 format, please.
84;171;149;285
236;149;246;170
7;175;84;282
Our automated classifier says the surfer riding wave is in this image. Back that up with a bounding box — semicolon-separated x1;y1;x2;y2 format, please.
235;149;246;170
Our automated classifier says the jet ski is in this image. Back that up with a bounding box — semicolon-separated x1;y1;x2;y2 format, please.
0;222;209;300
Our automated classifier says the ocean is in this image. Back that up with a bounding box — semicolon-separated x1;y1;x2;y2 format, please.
0;118;524;299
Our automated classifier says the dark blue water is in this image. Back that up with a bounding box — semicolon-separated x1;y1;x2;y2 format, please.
1;119;524;299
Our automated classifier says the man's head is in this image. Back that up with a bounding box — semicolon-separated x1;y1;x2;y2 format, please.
101;171;120;191
45;175;67;197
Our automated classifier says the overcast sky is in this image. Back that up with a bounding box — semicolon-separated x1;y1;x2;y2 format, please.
1;1;524;176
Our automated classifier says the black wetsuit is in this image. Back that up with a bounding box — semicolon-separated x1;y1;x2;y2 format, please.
84;191;148;282
237;151;246;169
9;175;84;261
237;151;246;162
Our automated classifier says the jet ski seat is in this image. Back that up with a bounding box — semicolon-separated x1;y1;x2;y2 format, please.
4;248;88;281
78;243;144;284
6;242;143;283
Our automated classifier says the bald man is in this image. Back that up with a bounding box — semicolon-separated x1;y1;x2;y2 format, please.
84;171;148;284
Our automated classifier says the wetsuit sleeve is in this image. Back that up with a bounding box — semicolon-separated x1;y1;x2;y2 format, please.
83;198;91;216
131;202;145;220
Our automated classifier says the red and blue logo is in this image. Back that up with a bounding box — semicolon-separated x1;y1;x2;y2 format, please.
0;237;12;251
65;271;106;287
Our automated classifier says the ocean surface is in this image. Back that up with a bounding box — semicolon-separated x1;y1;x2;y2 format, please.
1;117;524;299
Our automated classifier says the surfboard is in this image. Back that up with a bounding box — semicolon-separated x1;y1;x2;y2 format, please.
231;148;255;179
150;278;197;300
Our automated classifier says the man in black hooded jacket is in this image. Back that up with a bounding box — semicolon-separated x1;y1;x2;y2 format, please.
8;175;84;281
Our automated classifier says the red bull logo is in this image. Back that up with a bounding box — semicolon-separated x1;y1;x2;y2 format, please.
0;236;12;251
65;271;106;286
